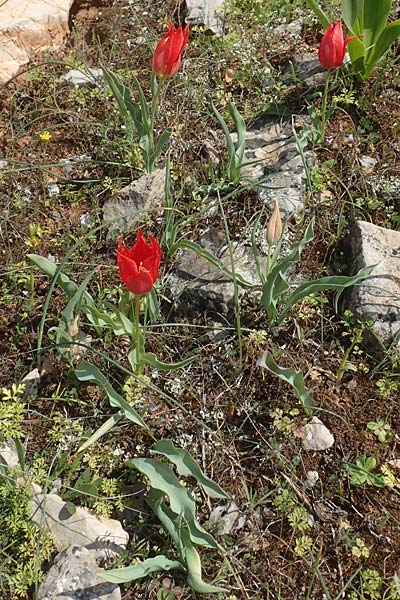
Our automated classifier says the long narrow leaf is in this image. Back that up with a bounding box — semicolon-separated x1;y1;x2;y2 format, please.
275;265;375;326
262;220;314;321
151;440;229;499
363;0;392;62
78;414;122;454
257;351;313;409
142;352;194;371
366;20;400;76
100;556;184;584
129;458;219;549
28;254;94;305
75;363;147;429
341;0;363;32
211;101;235;162
181;528;228;593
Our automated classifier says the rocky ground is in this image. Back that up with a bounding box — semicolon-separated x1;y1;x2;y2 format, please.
0;0;399;599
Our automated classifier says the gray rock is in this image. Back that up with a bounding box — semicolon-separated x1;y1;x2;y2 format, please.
21;368;41;397
29;492;128;559
302;417;334;451
209;500;247;535
234;117;315;215
0;440;20;469
185;0;225;33
103;168;166;239
38;545;120;600
343;221;400;348
168;226;260;317
61;68;104;88
274;19;303;37
284;52;325;89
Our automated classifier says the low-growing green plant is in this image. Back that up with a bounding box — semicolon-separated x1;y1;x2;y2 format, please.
367;419;391;444
345;455;385;487
100;440;229;593
337;310;373;381
210;100;246;185
256;219;374;408
0;384;26;442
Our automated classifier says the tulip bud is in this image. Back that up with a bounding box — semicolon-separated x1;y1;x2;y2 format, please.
152;23;189;78
266;199;282;244
318;20;362;69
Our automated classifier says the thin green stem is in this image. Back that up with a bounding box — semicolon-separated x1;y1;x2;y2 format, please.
320;68;332;143
148;75;165;171
265;243;272;280
134;294;142;376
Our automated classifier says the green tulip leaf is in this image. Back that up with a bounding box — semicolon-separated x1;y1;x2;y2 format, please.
257;351;313;409
129;458;219;549
100;557;184;584
151;439;229;499
75;362;147;429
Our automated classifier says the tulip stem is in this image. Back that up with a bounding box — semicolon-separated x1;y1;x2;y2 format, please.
148;76;165;171
320;68;331;144
134;293;142;375
266;243;272;280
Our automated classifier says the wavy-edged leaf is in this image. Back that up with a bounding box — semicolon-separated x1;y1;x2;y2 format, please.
129;458;219;549
257;351;313;409
148;490;227;594
366;20;400;76
275;264;376;326
28;254;94;305
100;556;184;584
75;363;147;429
341;0;363;32
151;439;229;499
181;528;228;594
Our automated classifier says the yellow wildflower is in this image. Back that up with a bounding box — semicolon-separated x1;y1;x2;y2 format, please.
39;131;52;142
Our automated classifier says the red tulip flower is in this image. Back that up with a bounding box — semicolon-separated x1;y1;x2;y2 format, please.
318;20;361;68
117;230;162;295
152;22;189;78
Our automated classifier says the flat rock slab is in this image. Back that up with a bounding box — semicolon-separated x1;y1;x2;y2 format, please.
283;52;326;89
169;226;261;318
234;117;315;215
38;545;121;600
343;221;400;348
29;492;129;558
103;168;166;240
0;0;74;83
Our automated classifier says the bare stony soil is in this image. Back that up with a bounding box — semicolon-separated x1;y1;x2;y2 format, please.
0;1;399;599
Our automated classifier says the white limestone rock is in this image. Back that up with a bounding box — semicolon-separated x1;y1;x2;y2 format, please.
38;545;121;600
29;492;129;558
103;168;166;240
0;0;74;83
343;221;400;348
185;0;225;34
302;417;335;451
